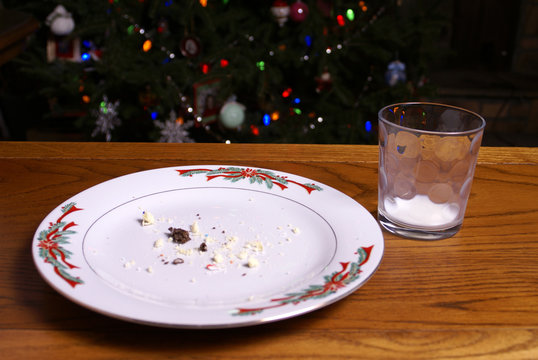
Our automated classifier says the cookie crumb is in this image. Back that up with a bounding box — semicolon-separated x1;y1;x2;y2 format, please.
246;240;264;252
247;257;259;268
190;221;200;235
169;227;191;244
153;238;164;249
213;253;224;263
142;211;155;226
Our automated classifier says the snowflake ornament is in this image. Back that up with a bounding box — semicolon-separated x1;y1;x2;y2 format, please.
91;96;121;141
155;110;194;143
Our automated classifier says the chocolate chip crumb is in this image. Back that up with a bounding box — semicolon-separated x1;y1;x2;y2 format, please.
172;258;184;265
199;243;208;252
168;227;191;244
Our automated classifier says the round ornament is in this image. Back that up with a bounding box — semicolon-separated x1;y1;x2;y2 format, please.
180;36;201;58
290;1;309;22
219;102;246;129
271;0;291;27
46;5;75;36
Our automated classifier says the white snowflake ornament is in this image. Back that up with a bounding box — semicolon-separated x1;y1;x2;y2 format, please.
91;96;121;142
155;110;194;143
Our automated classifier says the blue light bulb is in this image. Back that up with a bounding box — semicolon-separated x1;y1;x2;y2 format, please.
263;114;271;126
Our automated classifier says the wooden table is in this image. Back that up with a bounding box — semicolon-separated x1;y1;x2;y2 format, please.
1;142;537;359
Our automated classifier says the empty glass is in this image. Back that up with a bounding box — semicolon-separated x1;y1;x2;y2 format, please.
378;102;486;240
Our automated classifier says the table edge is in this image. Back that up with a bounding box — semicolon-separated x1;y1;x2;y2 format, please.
0;142;536;165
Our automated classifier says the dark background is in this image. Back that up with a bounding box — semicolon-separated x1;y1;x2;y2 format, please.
1;0;537;146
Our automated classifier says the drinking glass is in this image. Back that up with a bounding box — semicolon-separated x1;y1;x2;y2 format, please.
378;102;486;240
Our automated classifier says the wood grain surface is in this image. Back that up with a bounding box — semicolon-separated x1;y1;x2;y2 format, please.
0;142;537;359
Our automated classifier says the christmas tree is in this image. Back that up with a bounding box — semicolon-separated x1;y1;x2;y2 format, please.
3;0;443;143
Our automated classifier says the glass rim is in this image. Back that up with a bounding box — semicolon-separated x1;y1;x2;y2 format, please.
378;102;486;136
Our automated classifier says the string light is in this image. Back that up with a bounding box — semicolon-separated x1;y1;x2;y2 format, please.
81;53;90;61
100;101;108;113
293;98;301;104
250;125;260;135
142;39;152;52
151;111;158;120
201;63;210;74
271;111;280;121
220;59;229;67
256;61;265;71
282;88;292;98
365;120;372;132
336;15;345;26
304;35;312;47
82;95;90;103
263;114;271;126
346;9;355;21
199;0;208;7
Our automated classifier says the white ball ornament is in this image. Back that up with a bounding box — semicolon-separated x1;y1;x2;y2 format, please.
46;5;75;36
219;102;246;129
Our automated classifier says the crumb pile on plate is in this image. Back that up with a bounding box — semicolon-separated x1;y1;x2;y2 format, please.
121;210;302;279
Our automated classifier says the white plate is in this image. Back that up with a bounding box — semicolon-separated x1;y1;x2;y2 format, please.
33;165;384;328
